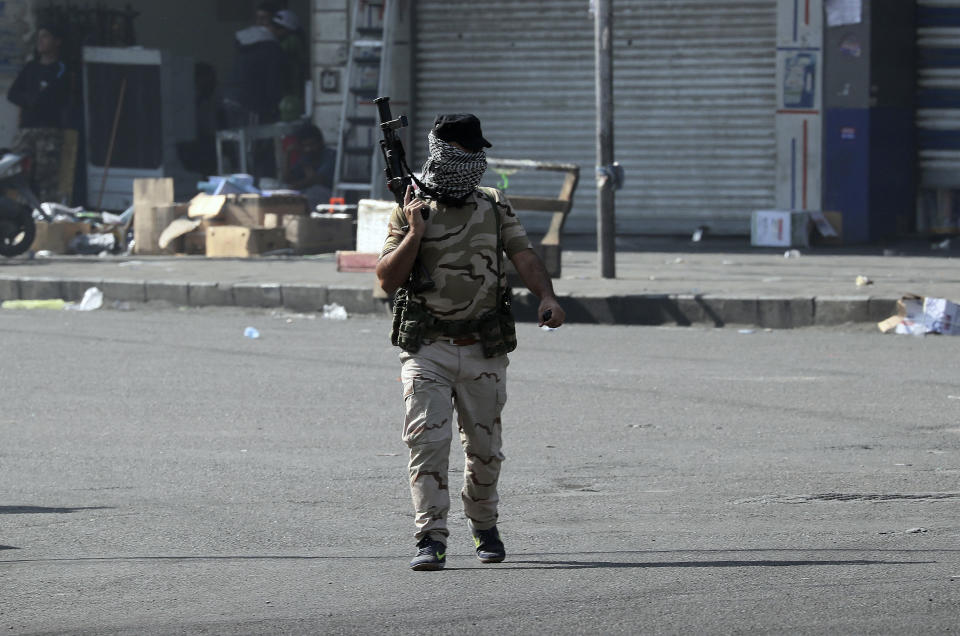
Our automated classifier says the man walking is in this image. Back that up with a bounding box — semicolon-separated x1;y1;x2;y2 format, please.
376;113;565;571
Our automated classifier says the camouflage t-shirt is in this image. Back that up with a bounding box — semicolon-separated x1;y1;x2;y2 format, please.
380;187;533;321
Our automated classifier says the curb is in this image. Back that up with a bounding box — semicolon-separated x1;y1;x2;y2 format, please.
510;291;895;328
0;275;895;328
0;275;392;318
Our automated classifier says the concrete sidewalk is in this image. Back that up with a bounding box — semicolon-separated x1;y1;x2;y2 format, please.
1;241;958;328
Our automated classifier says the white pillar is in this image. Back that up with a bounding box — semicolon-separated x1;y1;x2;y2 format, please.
775;0;823;212
311;0;413;145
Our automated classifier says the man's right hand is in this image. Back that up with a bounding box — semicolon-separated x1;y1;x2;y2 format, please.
402;185;428;236
377;186;429;295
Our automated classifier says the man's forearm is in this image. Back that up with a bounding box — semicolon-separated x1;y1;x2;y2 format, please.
510;248;556;301
376;231;422;295
6;84;36;109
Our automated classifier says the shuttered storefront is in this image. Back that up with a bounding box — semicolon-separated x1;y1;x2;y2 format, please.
413;0;777;235
917;0;960;232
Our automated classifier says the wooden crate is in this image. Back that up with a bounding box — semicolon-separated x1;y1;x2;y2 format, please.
132;178;175;255
224;194;308;226
134;203;186;255
205;226;287;258
30;221;91;254
283;215;354;254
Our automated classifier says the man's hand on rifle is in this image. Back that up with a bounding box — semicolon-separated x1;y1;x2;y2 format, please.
403;185;428;237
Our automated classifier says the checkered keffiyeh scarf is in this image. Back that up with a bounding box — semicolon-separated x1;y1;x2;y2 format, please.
419;131;487;205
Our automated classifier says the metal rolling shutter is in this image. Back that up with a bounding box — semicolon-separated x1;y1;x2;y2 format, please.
917;1;960;189
413;0;777;235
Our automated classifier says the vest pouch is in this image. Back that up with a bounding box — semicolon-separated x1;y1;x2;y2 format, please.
478;292;517;358
397;318;426;353
478;311;505;358
497;288;517;354
390;288;408;348
391;288;427;353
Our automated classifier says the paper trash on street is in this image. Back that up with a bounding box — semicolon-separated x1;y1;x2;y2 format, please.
878;294;960;336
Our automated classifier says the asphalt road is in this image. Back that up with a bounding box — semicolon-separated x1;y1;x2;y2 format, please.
1;306;958;634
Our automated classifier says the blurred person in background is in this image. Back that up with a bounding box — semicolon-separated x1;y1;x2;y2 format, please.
6;23;70;203
269;9;308;122
255;1;280;27
283;124;336;210
225;1;286;125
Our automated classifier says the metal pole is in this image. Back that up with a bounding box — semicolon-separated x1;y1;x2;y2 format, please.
96;76;127;212
595;0;615;278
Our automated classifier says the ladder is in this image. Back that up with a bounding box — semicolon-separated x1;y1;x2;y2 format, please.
332;0;398;202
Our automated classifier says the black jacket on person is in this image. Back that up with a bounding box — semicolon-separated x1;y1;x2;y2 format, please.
227;26;287;123
6;59;69;129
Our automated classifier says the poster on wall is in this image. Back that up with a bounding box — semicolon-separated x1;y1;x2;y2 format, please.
826;0;862;27
783;52;817;109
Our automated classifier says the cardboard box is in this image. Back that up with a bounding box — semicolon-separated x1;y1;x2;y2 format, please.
180;228;207;255
263;213;353;251
30;221;91;253
222;200;261;226
921;297;960;335
188;193;308;226
225;193;308;226
751;210;810;248
282;214;355;254
188;193;227;219
159;217;202;251
206;226;287;258
135;203;187;255
132;178;175;255
158;217;209;255
810;210;843;246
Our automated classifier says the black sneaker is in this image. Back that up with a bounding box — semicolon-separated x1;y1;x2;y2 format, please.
472;526;506;563
409;537;446;571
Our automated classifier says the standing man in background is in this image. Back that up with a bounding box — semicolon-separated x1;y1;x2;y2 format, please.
254;1;280;27
6;23;70;203
226;1;286;126
269;9;307;122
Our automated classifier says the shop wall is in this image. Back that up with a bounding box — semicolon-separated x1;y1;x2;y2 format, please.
310;0;411;147
413;0;778;236
309;0;778;235
13;0;310;127
0;0;35;147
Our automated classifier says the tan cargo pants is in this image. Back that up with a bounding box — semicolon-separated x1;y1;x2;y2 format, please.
400;340;508;545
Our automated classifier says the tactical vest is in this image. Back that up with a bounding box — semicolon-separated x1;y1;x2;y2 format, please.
390;189;517;358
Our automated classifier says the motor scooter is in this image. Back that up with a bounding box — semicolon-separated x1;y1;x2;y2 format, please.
0;150;46;257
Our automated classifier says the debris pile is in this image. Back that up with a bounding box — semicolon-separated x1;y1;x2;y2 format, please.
28;175;356;259
879;294;960;336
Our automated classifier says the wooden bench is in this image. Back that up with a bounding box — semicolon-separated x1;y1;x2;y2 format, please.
487;158;579;278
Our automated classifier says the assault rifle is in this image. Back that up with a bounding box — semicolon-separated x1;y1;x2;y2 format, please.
374;96;434;293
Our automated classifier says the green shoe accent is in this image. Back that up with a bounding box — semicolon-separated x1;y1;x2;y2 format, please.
472;525;506;563
410;537;446;571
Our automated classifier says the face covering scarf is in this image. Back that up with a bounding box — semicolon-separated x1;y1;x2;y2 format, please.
419;131;487;206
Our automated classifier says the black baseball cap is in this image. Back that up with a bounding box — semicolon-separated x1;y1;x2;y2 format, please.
432;113;492;152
